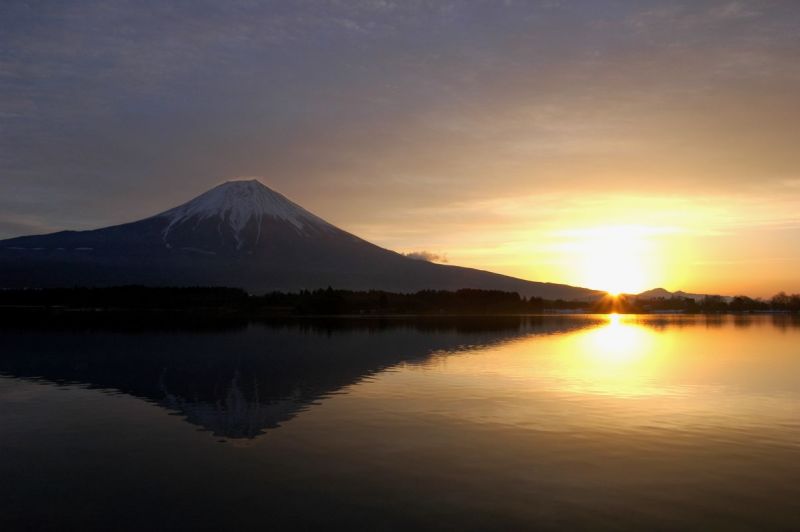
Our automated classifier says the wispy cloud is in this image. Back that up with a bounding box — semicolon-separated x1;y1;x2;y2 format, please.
402;250;448;263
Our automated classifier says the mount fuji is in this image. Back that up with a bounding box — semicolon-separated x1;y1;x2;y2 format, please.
0;179;600;299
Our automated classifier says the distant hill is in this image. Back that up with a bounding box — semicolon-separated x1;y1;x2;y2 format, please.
0;179;602;300
637;287;721;301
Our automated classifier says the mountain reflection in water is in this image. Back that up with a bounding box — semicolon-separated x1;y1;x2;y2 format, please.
0;316;602;439
2;314;799;531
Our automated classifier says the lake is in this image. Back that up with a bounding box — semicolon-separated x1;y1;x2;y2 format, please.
1;314;799;531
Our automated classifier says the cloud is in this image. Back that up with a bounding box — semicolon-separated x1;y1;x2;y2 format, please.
402;251;447;263
1;0;799;294
710;1;760;20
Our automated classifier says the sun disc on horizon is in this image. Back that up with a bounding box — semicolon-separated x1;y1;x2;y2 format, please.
561;225;660;295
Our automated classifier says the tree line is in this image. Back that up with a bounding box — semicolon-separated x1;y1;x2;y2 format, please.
1;286;799;315
624;292;800;313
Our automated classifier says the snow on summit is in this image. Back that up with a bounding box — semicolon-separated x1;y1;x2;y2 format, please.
0;177;601;299
157;179;331;242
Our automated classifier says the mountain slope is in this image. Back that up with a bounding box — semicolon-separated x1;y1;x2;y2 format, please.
0;179;601;299
636;288;717;301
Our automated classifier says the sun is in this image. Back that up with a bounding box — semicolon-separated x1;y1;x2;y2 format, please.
562;225;661;295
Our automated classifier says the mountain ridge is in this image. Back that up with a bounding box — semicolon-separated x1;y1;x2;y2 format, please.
636;287;722;301
0;179;603;300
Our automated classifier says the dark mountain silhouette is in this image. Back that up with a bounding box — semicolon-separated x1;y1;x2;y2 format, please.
0;317;600;438
636;287;719;301
0;179;601;299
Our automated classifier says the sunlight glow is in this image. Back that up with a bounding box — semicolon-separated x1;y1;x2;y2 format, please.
586;314;647;363
562;314;664;396
557;225;667;295
462;315;670;398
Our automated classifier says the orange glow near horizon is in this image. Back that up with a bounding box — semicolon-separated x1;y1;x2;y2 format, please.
556;225;665;295
364;187;797;298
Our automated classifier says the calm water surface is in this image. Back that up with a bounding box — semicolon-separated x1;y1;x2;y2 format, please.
1;315;799;530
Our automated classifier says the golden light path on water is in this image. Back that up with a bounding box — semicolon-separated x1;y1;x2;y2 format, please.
384;315;800;435
2;316;799;530
559;313;669;397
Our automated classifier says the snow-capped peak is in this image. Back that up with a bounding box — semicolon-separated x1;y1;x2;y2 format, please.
156;179;332;247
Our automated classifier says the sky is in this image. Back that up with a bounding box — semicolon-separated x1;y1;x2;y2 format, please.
1;0;799;297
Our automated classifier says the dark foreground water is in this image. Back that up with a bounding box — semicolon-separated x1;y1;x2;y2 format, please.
1;314;799;531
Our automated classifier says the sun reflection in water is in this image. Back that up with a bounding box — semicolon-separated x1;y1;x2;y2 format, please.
559;314;668;397
586;314;648;363
415;315;799;432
